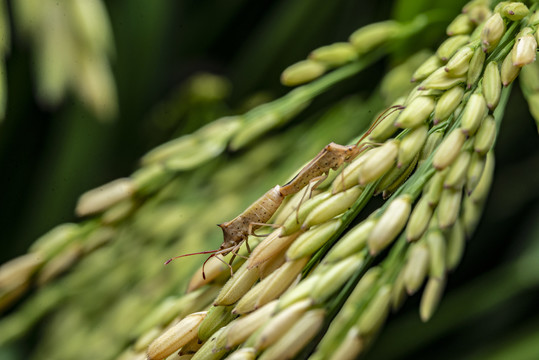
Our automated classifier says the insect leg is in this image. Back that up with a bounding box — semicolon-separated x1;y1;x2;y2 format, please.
333;169;347;195
293;185;309;224
228;253;237;268
294;174;327;222
309;174;328;197
231;251;250;261
248;222;283;237
228;243;249;270
354;104;405;147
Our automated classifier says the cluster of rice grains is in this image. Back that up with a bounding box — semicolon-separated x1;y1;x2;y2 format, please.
115;1;539;359
1;1;538;359
139;2;539;360
280;14;423;87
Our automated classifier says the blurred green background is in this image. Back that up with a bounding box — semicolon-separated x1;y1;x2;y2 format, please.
1;0;539;359
0;0;397;260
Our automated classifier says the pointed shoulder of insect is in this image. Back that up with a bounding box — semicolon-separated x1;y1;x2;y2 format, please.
218;221;232;229
326;142;354;152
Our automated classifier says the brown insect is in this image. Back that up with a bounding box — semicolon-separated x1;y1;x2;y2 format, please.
165;185;285;278
165;105;404;278
280;104;404;217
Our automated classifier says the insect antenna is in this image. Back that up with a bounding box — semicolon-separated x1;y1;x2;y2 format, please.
164;248;225;265
354;104;405;147
165;247;238;280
